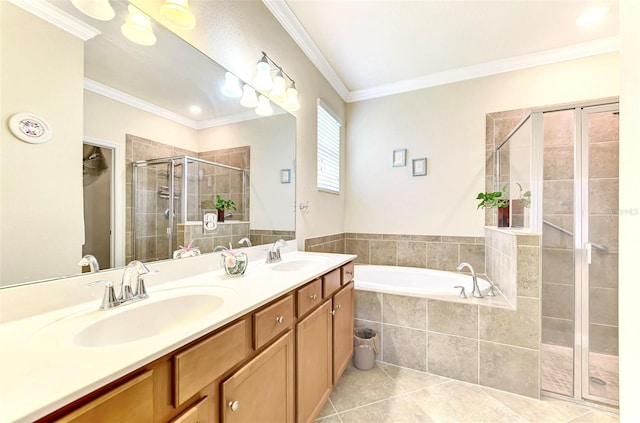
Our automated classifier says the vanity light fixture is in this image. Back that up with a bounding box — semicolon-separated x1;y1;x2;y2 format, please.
255;95;274;117
121;5;157;46
221;72;243;98
160;0;196;30
71;0;115;21
249;51;301;112
576;5;609;26
253;54;273;90
240;84;259;108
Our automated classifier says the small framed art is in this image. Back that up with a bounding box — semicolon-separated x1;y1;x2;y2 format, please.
412;158;427;176
280;168;292;184
392;148;406;167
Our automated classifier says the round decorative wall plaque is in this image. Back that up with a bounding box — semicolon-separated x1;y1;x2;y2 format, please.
8;113;52;144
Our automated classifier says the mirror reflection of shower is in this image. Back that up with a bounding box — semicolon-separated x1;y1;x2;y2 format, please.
132;156;247;262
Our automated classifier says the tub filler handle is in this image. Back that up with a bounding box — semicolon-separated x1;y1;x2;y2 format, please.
453;285;467;299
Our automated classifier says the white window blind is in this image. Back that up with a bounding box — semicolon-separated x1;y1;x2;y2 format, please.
317;101;341;193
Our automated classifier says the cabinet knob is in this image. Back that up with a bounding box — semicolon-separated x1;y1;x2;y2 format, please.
276;316;285;324
228;401;240;412
310;294;318;301
330;310;336;316
335;304;342;310
346;270;353;276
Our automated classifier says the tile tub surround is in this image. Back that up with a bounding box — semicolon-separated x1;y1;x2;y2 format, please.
306;233;485;273
354;228;542;398
317;362;619;423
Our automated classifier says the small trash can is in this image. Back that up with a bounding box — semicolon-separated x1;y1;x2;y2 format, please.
353;327;379;370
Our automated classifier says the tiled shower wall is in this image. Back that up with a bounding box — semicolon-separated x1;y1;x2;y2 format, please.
126;135;250;263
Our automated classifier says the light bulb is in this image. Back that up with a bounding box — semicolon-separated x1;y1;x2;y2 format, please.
71;0;115;21
283;85;300;112
255;95;273;117
240;85;259;108
160;0;196;30
253;56;273;91
270;70;287;101
221;72;243;98
121;5;156;46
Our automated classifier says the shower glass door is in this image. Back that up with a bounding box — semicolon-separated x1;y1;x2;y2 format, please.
580;105;619;404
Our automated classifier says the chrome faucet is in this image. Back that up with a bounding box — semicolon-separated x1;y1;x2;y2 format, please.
266;239;287;264
120;260;157;303
78;254;100;273
238;237;252;247
456;262;482;298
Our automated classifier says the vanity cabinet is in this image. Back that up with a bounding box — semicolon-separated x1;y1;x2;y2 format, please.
221;331;295;423
42;260;355;423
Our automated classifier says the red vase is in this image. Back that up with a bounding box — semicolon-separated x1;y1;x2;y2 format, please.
498;203;510;227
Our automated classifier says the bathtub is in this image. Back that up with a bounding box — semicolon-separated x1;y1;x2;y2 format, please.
354;265;490;298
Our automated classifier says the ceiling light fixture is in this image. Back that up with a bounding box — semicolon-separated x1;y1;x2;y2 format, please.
160;0;196;30
221;72;243;98
121;5;157;46
248;51;300;112
189;105;202;114
70;0;115;21
576;6;609;26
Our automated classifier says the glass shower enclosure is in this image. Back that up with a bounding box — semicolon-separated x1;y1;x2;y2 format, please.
131;156;247;262
494;101;619;406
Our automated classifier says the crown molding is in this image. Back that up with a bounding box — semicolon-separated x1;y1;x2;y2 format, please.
262;0;349;101
8;0;100;41
84;78;199;129
347;36;620;103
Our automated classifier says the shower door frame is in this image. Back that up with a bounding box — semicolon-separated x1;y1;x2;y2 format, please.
576;103;619;407
531;99;619;407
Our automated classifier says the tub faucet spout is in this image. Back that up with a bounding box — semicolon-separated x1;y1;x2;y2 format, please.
456;262;482;298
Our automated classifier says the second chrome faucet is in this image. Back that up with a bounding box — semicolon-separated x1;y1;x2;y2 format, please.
455;262;483;298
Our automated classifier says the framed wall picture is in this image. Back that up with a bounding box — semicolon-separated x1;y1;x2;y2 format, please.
280;168;291;183
392;148;406;167
412;158;427;176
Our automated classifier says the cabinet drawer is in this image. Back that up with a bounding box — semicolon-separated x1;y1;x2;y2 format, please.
322;268;341;298
341;262;354;285
253;295;294;350
173;320;246;406
297;279;322;317
56;371;153;422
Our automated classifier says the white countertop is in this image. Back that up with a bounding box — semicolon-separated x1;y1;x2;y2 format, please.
0;251;355;423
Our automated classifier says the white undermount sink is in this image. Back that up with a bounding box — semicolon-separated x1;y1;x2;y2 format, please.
271;256;329;272
74;293;225;347
30;286;236;348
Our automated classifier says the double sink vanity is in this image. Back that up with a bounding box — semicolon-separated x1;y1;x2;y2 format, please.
0;247;356;423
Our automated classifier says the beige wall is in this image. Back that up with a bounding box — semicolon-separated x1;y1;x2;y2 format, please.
0;3;84;285
618;1;640;419
345;53;620;237
199;114;296;231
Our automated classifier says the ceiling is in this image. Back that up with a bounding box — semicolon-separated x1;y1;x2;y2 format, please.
265;0;619;102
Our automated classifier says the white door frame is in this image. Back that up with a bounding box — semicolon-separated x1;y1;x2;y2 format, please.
83;136;124;269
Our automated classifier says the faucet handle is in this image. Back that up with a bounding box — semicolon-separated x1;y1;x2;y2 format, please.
453;285;467;299
84;280;119;310
134;270;158;299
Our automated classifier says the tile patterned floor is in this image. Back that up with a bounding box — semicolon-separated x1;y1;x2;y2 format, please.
316;362;619;423
541;344;619;401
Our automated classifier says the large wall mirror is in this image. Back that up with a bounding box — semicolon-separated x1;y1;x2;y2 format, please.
0;0;296;288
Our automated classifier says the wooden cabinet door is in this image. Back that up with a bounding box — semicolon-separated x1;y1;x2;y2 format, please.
296;300;332;423
55;371;153;423
332;282;354;384
170;396;210;423
221;331;294;423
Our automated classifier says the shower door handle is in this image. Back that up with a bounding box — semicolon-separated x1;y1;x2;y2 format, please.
585;243;593;265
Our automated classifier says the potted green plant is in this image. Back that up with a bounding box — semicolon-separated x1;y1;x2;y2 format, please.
214;194;236;223
476;185;510;227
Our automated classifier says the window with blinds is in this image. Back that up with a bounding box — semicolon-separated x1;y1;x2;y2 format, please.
317;101;341;193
